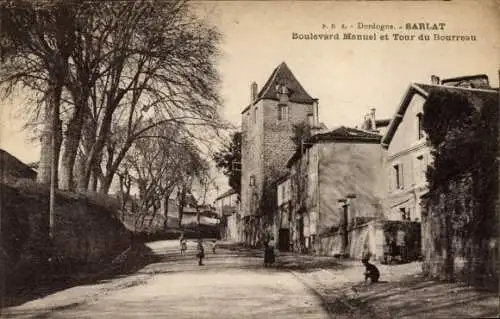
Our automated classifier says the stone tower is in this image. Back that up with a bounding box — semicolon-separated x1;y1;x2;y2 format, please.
240;62;319;244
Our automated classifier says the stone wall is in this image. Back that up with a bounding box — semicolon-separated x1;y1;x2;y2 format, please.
319;221;385;260
318;142;385;234
1;182;131;291
421;86;498;290
421;175;498;289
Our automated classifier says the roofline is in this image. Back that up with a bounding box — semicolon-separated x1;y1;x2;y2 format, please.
381;83;429;149
214;189;237;201
422;83;497;93
380;82;498;149
441;74;489;84
286;135;381;168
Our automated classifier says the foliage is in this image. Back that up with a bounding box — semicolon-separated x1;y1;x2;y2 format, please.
0;0;226;194
118;124;210;231
213;131;241;196
290;121;312;150
421;87;498;287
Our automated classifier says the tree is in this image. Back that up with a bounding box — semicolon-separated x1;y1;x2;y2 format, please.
74;0;225;193
0;1;80;185
1;0;226;196
118;124;211;231
290;121;312;150
213;131;242;196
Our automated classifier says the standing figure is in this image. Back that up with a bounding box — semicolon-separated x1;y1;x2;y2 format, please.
362;257;380;284
264;236;276;266
180;233;187;256
197;238;205;266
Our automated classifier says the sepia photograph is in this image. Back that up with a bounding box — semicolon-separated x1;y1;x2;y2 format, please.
0;0;499;318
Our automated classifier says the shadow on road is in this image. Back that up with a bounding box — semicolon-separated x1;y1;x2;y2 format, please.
332;273;499;318
2;242;160;309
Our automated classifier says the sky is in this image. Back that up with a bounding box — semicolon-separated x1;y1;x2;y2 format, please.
1;0;499;202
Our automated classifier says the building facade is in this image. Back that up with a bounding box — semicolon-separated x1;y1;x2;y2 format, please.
275;176;292;251
240;62;320;245
214;189;241;242
381;74;492;223
381;83;432;222
286;127;385;256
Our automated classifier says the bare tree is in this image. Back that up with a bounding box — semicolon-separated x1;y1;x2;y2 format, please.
75;0;225;193
0;1;79;185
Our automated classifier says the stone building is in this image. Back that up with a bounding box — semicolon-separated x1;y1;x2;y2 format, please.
240;62;321;245
285;126;386;257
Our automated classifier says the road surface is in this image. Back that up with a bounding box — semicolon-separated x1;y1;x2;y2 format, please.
3;240;331;318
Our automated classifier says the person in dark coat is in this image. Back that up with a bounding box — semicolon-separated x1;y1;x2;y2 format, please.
196;238;205;266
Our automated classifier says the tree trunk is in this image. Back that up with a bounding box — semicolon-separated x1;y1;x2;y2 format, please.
99;174;113;194
163;193;170;230
178;187;187;228
60;99;86;191
37;85;63;186
37;117;52;185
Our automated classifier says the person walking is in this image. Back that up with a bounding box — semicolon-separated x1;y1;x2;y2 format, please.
196;238;205;266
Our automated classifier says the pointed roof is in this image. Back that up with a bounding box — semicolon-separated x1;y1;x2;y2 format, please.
242;62;316;113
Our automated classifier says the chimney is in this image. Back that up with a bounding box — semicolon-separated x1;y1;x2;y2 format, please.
431;75;441;85
312;99;319;128
370;108;376;131
251;82;258;103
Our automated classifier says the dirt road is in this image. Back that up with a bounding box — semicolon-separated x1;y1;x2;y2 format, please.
2;240;331;318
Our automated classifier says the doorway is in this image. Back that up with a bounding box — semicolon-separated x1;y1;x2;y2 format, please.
278;228;290;252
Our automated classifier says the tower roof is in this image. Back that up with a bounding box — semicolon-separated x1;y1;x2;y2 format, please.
258;62;315;103
242;62;315;113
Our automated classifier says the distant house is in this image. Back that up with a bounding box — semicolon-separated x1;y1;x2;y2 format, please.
0;149;37;183
285;126;385;256
359;108;391;137
214;189;240;242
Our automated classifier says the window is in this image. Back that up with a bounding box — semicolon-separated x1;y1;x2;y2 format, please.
417;112;424;140
254;107;258;124
399;207;411;220
278;103;288;121
393;164;403;189
249;175;255;187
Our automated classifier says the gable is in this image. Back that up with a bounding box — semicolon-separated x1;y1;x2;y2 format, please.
387;93;426;156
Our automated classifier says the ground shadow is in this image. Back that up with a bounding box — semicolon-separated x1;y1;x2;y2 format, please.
2;241;160;309
327;273;499;318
